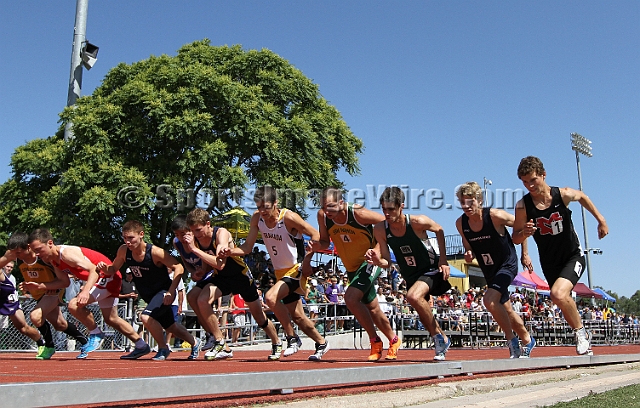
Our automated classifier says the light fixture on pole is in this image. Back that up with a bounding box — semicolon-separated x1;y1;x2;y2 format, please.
64;0;92;141
81;40;99;70
483;177;492;203
570;132;594;288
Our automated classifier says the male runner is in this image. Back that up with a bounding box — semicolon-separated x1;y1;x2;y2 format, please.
171;215;216;352
28;228;148;359
98;221;198;360
309;187;400;361
0;232;88;359
184;208;281;360
512;156;608;355
366;186;452;361
0;253;50;358
221;186;330;361
455;182;535;358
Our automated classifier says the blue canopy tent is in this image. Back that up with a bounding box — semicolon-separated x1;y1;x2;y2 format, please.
593;288;616;302
448;266;467;278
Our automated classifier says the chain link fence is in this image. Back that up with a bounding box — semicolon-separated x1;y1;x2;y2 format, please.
0;297;128;352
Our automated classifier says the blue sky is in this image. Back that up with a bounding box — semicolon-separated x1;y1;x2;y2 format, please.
1;2;638;296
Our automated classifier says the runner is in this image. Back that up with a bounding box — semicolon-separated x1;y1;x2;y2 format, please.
366;186;452;361
220;186;330;361
171;215;216;352
28;228;148;359
309;187;400;361
98;220;199;360
0;232;88;359
512;156;608;355
184;208;280;361
455;181;536;358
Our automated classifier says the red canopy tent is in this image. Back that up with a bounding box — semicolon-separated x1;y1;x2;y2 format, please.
521;269;550;291
573;283;603;299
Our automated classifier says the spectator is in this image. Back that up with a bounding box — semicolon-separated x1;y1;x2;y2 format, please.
2;261;16;287
323;277;341;332
229;294;246;346
305;279;321;323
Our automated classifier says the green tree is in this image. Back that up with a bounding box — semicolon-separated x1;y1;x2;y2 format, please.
617;290;640;316
0;40;363;255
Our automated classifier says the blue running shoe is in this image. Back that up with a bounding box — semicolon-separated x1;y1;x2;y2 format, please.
521;337;536;358
152;347;172;361
433;334;451;361
76;350;89;359
120;344;151;360
82;332;105;354
509;337;521;359
188;338;201;360
201;335;216;351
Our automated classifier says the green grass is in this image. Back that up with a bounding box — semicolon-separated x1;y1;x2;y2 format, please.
545;384;640;407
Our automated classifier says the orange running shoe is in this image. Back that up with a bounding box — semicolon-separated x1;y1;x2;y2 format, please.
385;336;401;360
368;339;384;361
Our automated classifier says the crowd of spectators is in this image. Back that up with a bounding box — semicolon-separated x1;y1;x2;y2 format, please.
124;248;640;345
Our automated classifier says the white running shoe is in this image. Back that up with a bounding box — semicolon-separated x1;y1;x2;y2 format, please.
575;328;593;355
308;341;330;361
283;336;302;357
214;349;234;360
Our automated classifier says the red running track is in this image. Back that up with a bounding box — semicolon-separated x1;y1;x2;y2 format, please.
2;345;639;408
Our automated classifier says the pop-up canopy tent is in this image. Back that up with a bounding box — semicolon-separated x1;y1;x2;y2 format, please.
593;288;616;302
448;265;467;279
573;283;603;299
211;207;252;239
512;272;537;289
520;269;550;291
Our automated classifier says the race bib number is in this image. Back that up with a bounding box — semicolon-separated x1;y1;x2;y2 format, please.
481;253;494;266
27;270;40;279
129;266;142;278
404;256;416;267
365;264;375;275
7;292;18;303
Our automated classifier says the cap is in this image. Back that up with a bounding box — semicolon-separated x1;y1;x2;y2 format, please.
311;279;318;286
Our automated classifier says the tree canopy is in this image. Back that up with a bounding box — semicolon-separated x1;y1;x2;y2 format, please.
0;40;363;255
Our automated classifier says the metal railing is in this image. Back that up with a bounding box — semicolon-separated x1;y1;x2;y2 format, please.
2;298;637;352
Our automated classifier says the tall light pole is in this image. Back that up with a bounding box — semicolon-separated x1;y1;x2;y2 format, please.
64;0;89;141
570;132;594;288
483;177;492;204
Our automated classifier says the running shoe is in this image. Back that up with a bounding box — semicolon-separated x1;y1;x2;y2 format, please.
35;346;56;360
201;335;216;351
214;349;234;360
508;337;521;359
82;332;105;354
385;336;401;360
368;339;384;361
268;343;283;361
151;347;172;361
204;341;225;361
521;337;536;358
187;338;201;360
433;334;451;361
308;341;330;361
120;344;151;360
575;328;593;356
283;336;302;357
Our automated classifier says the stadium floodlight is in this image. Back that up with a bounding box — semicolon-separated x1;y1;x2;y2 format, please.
571;132;593;157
